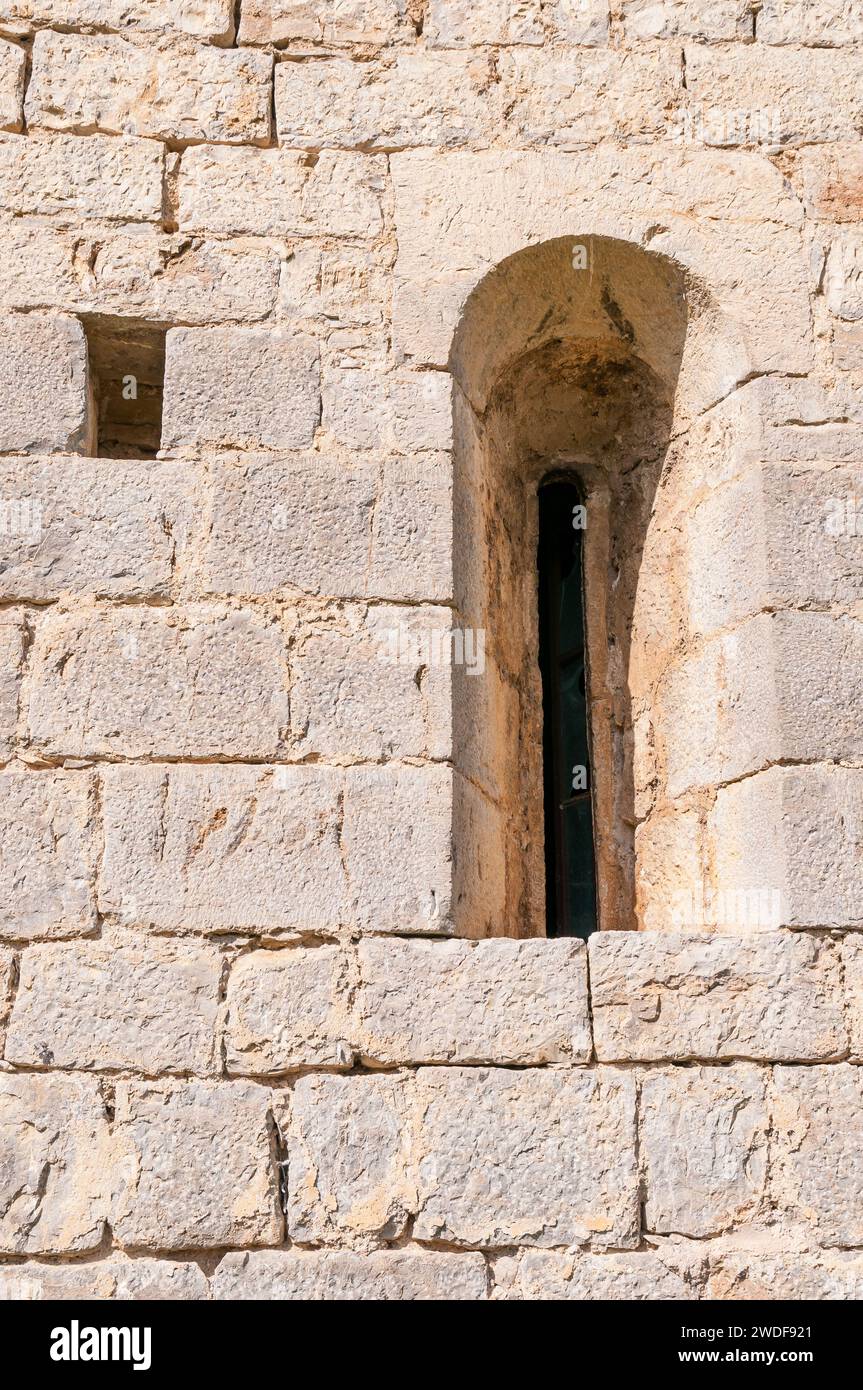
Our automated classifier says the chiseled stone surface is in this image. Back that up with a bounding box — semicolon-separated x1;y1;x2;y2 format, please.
214;1248;488;1301
0;0;235;40
0;132;163;222
111;1080;282;1251
6;935;222;1075
239;0;408;45
492;1247;704;1300
771;1065;863;1248
414;1067;638;1249
590;932;847;1062
0;313;89;453
0;1255;210;1301
706;1248;863;1301
225;945;348;1075
842;935;863;1061
0;1073;111;1255
621;0;750;40
0;37;23;131
0;944;15;1049
0;609;23;762
0;766;97;941
354;937;591;1065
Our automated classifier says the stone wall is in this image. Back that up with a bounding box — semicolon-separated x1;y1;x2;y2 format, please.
0;0;862;1300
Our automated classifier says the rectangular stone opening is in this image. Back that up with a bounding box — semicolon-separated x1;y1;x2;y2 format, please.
82;316;167;459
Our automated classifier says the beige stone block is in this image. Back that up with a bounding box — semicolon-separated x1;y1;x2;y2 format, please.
214;1248;487;1300
322;368;453;451
492;1247;703;1300
162;327;320;452
26;604;288;759
0;766;97;941
0;608;23;762
843;935;863;1060
112;1080;282;1250
0;1073;110;1254
225;945;348;1074
426;0;545;46
0;132;163;222
26;31;272;144
0;944;14;1050
6;935;222;1074
634;809;703;932
288;1073;414;1247
414;1067;638;1249
707;1248;863;1300
772;1065;863;1246
544;0;609;42
758;0;863;45
369;454;453;602
621;0;750;40
0;313;89;453
825;228;863;321
797;143;863;222
641;1066;769;1237
239;0;407;44
0;1254;209;1301
590;932;847;1062
0;0;235;41
0;36;23;131
354;937;591;1065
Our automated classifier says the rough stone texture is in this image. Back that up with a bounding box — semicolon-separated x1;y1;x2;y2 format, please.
843;935;863;1061
161;327;320;451
414;1068;638;1249
214;1248;488;1301
758;0;863;46
0;1073;110;1254
111;1080;281;1251
0;1;235;41
492;1247;703;1300
641;1066;769;1238
322;368;453;452
0;944;14;1050
239;0;408;45
288;1073;414;1248
590;932;847;1062
0;133;163;222
621;0;750;40
0;766;97;942
25;605;288;759
772;1065;863;1248
0;1254;209;1301
354;937;591;1065
0;609;23;762
707;1249;863;1301
6;935;222;1075
0;313;89;453
0;37;23;131
26;31;271;144
225;945;347;1074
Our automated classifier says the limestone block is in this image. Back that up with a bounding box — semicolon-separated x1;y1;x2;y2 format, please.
0;37;23;131
322;368;452;452
26;604;288;759
414;1068;638;1248
426;0;545;45
0;1;235;41
0;457;189;603
0;1254;210;1301
709;765;863;931
641;1066;769;1237
288;603;451;760
0;1073;110;1254
214;1248;487;1300
797;144;863;222
162;327;320;452
0;608;23;762
354;937;591;1065
633;809;703;932
26;31;272;144
0;132;163;222
772;1065;863;1247
369;454;453;601
590;932;846;1062
451;773;508;940
0;313;89;453
707;1249;863;1300
178;146;385;238
225;945;348;1074
0;766;97;941
6;935;222;1074
0;944;14;1049
825;229;863;321
621;0;750;40
111;1080;282;1250
758;0;863;45
843;935;863;1060
288;1073;414;1247
492;1248;703;1300
239;0;407;44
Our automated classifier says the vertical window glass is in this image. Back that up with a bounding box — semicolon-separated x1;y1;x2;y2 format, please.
537;478;598;939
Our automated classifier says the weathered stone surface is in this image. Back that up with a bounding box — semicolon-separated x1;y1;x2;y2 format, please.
492;1247;703;1300
414;1068;638;1248
0;609;23;762
707;1248;863;1300
824;228;863;321
26;31;271;144
0;37;23;131
0;313;89;453
26;605;288;759
0;133;163;222
621;0;750;40
239;0;407;44
426;0;545;46
178;146;385;238
758;0;863;45
322;368;452;451
162;327;319;452
354;937;591;1065
0;944;14;1048
709;765;863;931
6;935;221;1074
843;935;863;1061
225;946;347;1074
214;1248;487;1300
591;932;846;1062
112;1080;281;1250
98;763;452;936
368;455;453;601
641;1066;769;1237
772;1065;863;1247
0;766;96;941
0;0;235;41
0;1073;110;1254
0;1254;209;1301
288;1073;414;1247
797;144;863;222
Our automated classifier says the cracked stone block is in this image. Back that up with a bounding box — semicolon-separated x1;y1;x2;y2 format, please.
354;937;591;1065
772;1064;863;1247
214;1248;487;1300
414;1067;638;1249
0;944;14;1050
0;313;89;453
0;1073;111;1255
0;766;97;941
0;1254;209;1300
492;1247;704;1300
0;132;163;222
641;1066;769;1237
225;945;348;1074
707;1248;863;1300
590;932;847;1062
111;1080;282;1251
287;1073;415;1248
239;0;407;44
6;935;222;1075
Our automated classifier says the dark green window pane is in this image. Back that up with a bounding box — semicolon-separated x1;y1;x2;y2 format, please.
559;656;590;794
561;797;597;942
